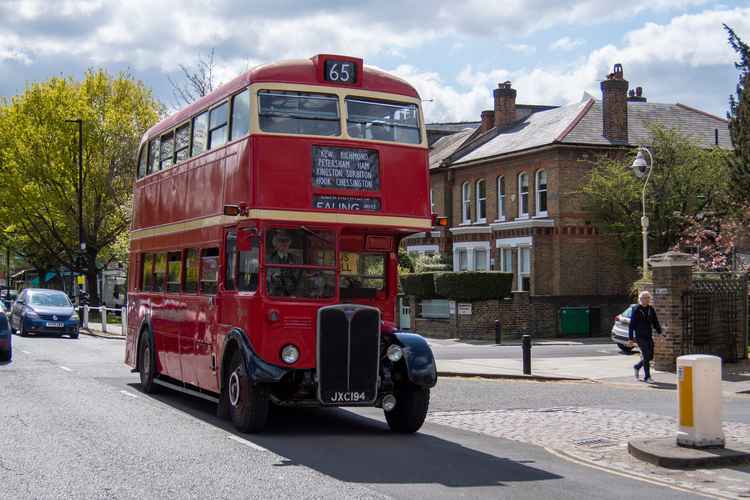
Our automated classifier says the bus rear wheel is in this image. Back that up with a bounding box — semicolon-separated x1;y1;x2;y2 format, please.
385;384;430;434
138;332;159;394
227;351;269;433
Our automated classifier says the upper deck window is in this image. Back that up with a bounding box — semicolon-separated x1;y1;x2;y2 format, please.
148;137;160;174
345;97;421;145
192;111;208;156
231;89;250;139
258;90;340;137
160;131;174;170
208;102;228;149
175;123;190;162
137;147;147;178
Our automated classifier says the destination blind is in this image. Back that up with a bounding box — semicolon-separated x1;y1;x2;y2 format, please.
312;146;380;191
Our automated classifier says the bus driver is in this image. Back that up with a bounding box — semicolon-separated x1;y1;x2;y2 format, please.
266;229;302;296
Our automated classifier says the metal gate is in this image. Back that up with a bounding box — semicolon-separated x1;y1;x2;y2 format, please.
682;272;748;362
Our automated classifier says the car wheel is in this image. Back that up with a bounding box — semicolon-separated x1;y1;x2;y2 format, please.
69;329;79;339
0;346;10;362
19;323;28;337
227;350;269;433
617;343;634;354
385;384;430;434
138;331;159;394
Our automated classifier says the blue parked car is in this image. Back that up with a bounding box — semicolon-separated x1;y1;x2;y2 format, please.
10;288;79;339
0;303;11;361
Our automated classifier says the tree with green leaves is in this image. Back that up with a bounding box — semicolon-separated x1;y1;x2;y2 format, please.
582;126;733;269
0;69;161;303
725;24;750;206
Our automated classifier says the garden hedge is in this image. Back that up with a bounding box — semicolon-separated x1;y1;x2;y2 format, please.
400;272;439;298
434;272;513;301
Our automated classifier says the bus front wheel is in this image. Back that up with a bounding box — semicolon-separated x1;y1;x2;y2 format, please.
227;351;269;433
385;384;430;434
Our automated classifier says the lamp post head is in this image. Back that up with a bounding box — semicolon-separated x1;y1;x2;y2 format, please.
631;149;649;178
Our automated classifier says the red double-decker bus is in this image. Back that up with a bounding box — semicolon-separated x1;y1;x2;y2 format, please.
125;54;437;433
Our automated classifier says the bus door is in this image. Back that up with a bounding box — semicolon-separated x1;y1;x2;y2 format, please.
217;226;261;363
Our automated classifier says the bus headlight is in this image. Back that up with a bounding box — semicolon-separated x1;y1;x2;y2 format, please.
281;344;299;364
386;344;403;362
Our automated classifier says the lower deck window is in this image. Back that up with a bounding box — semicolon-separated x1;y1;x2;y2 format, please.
265;228;336;299
200;248;219;294
339;252;385;299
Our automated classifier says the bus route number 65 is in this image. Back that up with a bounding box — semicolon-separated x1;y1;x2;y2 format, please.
325;60;356;84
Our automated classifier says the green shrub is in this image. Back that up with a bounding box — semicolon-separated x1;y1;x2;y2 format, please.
401;272;439;298
435;272;512;301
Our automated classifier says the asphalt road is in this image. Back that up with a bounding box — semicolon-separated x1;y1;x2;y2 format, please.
428;337;623;360
0;333;705;499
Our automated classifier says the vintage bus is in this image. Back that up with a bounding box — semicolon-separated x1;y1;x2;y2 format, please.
125;54;437;433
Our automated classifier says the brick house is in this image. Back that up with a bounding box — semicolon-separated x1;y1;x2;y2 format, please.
405;65;732;338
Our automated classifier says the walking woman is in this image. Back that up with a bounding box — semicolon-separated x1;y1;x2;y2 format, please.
628;291;662;383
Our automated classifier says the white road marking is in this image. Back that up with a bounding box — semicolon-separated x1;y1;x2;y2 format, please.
21;350;30;354
59;366;73;372
120;390;138;399
227;434;270;452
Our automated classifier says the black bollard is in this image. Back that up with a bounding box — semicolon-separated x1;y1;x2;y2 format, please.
495;320;502;345
522;335;532;375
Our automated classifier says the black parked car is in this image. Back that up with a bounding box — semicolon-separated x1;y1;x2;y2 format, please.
10;288;79;339
0;303;11;361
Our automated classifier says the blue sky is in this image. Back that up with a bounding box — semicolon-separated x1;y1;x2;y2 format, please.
0;0;748;123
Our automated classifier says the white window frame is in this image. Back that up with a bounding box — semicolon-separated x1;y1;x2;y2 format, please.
406;244;439;256
457;248;469;271
453;241;491;272
496;176;506;221
496;236;532;291
518;172;529;219
430;189;436;215
535;170;548;217
518;246;531;291
461;182;471;224
498;247;513;273
475;179;486;223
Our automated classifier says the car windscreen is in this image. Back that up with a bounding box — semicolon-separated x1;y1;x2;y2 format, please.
28;292;71;307
265;228;336;299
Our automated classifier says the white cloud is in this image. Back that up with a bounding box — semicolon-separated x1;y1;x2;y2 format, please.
550;36;584;51
402;6;750;121
505;44;537;54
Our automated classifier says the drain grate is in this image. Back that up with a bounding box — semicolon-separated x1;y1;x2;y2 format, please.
574;437;617;448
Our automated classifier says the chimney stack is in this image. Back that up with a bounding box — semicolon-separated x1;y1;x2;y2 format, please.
600;64;629;143
479;110;494;133
493;81;517;129
627;86;647;103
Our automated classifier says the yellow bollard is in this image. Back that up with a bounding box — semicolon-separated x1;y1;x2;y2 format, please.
676;355;724;448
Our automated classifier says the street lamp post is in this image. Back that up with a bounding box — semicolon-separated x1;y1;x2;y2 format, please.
631;147;655;280
65;118;85;297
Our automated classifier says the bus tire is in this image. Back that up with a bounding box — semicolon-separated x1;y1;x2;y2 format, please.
384;384;430;434
227;350;269;433
138;331;159;394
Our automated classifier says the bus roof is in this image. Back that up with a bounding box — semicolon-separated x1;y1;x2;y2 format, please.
144;55;421;142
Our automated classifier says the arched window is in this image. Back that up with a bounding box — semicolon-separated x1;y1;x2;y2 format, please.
497;176;506;220
536;170;548;216
461;182;471;223
518;172;529;217
475;179;486;222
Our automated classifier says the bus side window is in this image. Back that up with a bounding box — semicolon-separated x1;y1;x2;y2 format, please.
192;111;208;157
142;254;154;292
231;89;250;139
153;253;167;293
167;251;182;293
137;146;147;178
148;137;160;173
184;249;199;293
174;122;190;162
160;131;174;169
237;232;259;292
208;102;228;149
200;248;219;295
225;232;237;290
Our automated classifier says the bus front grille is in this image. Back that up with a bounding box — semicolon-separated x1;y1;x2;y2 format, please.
316;305;380;405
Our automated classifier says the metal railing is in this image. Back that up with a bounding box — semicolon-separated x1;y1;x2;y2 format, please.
76;305;127;336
